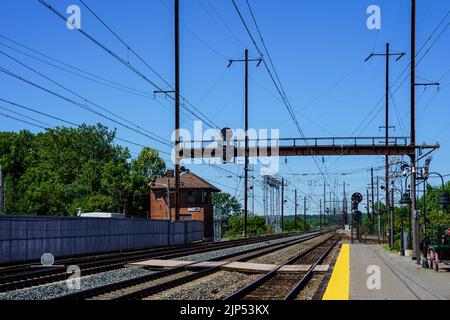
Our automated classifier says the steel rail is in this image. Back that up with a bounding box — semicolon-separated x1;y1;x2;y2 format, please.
223;235;340;301
0;231;309;293
283;237;340;300
111;231;328;301
56;229;334;300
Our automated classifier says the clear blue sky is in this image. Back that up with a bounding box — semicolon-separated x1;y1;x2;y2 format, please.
0;0;449;216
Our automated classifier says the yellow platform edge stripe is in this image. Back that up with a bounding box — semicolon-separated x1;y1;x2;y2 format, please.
322;243;350;300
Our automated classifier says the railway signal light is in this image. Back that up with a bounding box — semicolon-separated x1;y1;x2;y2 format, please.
353;210;362;222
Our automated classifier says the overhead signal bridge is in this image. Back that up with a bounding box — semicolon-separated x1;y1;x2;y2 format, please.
179;136;439;159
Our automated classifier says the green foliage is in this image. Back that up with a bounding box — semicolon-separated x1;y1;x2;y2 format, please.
0;124;166;217
373;182;450;251
223;215;268;238
417;182;450;245
212;192;242;217
282;216;309;232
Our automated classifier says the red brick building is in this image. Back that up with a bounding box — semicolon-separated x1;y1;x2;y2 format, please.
149;170;220;239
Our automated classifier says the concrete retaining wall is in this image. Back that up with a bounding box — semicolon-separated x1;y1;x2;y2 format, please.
0;216;203;264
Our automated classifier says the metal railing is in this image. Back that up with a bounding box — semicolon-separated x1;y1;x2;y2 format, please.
183;136;411;149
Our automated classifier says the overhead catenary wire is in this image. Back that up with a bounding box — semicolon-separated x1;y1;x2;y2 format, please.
158;0;228;61
326;12;450;171
352;11;450;139
0;36;155;99
232;0;337;199
0;111;47;130
80;0;222;128
38;0;219;129
0;36;197;124
0;106;53;128
0;66;175;148
0;50;171;148
0;97;172;157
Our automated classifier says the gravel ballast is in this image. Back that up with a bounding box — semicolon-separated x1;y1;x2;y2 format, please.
0;267;156;300
147;271;260;300
175;233;321;262
0;231;327;300
250;234;332;265
296;240;341;300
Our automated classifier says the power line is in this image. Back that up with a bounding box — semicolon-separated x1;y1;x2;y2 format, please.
0;97;172;157
0;66;174;147
0;111;47;130
79;0;174;89
0;35;155;99
0;97;78;126
352;11;450;138
0;105;53;128
158;0;228;60
232;0;336;199
83;0;223;128
0;36;197;124
0;50;171;147
38;0;219;129
326;12;450;172
208;0;249;50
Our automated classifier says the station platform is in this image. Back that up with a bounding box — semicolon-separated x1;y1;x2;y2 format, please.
323;243;450;300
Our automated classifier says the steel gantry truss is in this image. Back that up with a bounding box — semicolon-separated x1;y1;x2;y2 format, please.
180;136;438;159
263;175;282;233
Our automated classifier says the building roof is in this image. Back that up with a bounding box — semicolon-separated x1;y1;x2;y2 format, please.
150;171;221;192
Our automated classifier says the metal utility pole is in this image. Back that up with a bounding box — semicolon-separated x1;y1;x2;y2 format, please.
333;207;336;227
329;191;332;226
343;182;347;227
251;166;255;216
303;196;307;231
377;176;381;240
174;0;181;221
0;165;3;215
228;49;261;238
167;178;172;246
319;199;322;230
371;168;375;234
281;178;284;232
366;189;370;233
365;43;405;244
294;189;298;229
411;0;419;263
244;49;249;236
323;181;326;228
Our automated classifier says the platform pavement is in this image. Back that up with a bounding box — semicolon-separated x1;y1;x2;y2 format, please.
323;243;450;300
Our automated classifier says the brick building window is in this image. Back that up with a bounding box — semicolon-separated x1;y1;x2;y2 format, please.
187;191;203;205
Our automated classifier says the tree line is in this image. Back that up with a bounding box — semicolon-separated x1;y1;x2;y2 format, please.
1;123;316;238
0;124;165;216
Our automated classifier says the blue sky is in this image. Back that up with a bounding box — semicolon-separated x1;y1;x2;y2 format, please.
0;0;449;216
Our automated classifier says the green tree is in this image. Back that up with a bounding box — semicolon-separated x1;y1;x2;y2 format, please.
0;124;166;217
223;215;269;238
131;147;166;182
282;216;308;232
212;192;242;216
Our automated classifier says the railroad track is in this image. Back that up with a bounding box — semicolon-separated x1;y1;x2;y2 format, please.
0;231;300;277
224;235;340;301
54;230;334;300
0;230;328;293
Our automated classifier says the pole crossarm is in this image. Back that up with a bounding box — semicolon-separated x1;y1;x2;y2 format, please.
179;137;439;158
